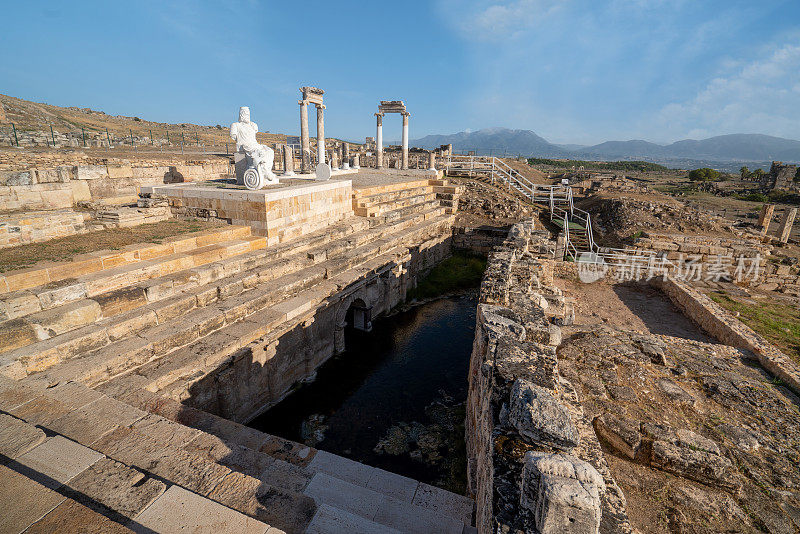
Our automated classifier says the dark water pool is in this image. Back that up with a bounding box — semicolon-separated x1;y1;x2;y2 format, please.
248;293;477;494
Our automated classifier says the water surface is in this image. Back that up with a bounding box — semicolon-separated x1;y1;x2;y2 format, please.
248;294;477;493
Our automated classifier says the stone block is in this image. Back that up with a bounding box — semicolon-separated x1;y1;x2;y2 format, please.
12;435;103;489
0;464;66;533
131;485;270;534
106;165;133;179
37;282;87;311
94;286;147;317
22;498;132;534
0;291;41;320
411;482;474;526
507;378;579;450
28;299;102;337
0;413;47;459
520;452;605;534
303;471;381;520
76;165;108;180
48;395;146;445
593;413;641;460
307;503;400;534
65;457;166;520
208;471;317;532
9;394;73;426
650;440;740;492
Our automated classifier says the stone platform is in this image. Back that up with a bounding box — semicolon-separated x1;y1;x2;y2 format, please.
143;180;353;246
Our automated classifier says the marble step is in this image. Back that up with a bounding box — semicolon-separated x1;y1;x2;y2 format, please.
96;383;475;530
0;235;266;352
353;185;434;209
0;377;286;532
0;225;254;296
14;211;452;385
1;209;450;380
354;192;437;217
105;244;415;400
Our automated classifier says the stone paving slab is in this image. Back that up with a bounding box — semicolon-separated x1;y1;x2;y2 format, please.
24;498;133;534
307;450;374;487
65;457;166;521
48;394;147;446
411;482;474;526
0;464;66;533
130;413;202;449
12;435;103;490
92;426;230;496
306;504;401;534
0;413;46;460
131;485;271;534
373;495;464;534
7;394;73;426
303;472;383;521
364;468;419;503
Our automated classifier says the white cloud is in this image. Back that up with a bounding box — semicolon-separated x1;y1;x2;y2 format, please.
654;40;800;139
441;0;566;40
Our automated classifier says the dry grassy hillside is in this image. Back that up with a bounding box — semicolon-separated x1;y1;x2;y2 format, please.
0;93;286;146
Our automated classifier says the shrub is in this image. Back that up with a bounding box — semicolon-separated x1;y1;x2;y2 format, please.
688;168;721;182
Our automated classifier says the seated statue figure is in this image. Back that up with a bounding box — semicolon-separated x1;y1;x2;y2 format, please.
230;106;278;189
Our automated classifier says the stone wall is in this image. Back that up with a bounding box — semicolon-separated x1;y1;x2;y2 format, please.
631;232;772;283
466;220;633;534
0;209;90;248
653;277;800;396
0;162;229;213
452;225;510;254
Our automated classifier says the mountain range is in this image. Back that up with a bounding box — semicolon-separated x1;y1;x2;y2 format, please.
409;128;800;168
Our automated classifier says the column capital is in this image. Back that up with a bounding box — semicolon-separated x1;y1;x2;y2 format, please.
298;99;309;106
315;104;326;110
401;112;411;117
375;112;385;117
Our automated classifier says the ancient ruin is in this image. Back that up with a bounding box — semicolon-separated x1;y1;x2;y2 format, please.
0;89;799;534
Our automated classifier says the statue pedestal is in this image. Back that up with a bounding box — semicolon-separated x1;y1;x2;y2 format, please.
233;152;247;186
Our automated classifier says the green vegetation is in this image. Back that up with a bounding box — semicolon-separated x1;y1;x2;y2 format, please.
407;251;487;301
688;167;723;182
526;158;668;173
735;192;769;202
740;166;766;181
709;291;800;365
767;190;800;204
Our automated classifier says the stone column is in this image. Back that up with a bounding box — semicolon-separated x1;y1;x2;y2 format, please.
778;208;797;243
316;104;325;165
352;152;360;169
330;145;339;170
283;145;294;176
375;113;384;169
401;112;409;170
758;203;775;234
342;142;350;170
299;99;310;173
428;150;436;171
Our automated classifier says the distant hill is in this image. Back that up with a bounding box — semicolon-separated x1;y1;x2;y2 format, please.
409;127;570;157
578;134;800;162
410;128;800;167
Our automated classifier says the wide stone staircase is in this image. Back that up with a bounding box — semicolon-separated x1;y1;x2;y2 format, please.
0;177;473;533
0;375;475;533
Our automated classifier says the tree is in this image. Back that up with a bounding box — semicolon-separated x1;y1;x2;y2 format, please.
740;166;750;179
688;168;721;182
795;167;800;182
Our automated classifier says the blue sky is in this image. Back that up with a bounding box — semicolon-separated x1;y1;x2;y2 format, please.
1;0;798;144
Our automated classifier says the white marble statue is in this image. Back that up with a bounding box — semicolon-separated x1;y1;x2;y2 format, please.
230;106;277;189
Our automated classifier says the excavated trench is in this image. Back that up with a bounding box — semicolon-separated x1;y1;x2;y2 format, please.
248;292;478;494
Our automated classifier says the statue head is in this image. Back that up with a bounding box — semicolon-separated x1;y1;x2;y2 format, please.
238;106;250;123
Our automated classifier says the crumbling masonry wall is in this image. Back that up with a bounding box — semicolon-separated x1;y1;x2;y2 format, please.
466;220;633;534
